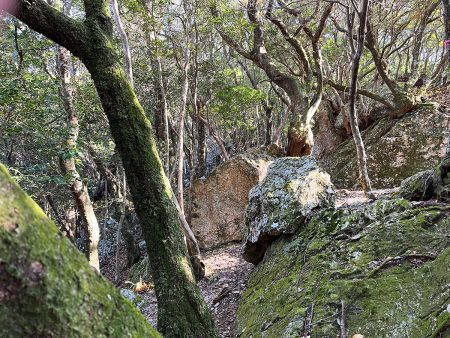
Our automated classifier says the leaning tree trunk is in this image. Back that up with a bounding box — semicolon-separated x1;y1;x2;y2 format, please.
0;164;160;338
8;2;218;337
56;0;100;271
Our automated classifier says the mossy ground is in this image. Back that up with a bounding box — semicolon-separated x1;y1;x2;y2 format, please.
236;199;450;337
0;164;160;338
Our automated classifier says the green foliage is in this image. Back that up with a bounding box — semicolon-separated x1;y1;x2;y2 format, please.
211;85;266;131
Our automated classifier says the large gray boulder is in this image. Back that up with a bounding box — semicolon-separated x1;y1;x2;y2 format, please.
243;157;336;264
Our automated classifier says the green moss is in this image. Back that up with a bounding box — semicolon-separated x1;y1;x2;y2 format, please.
237;199;450;337
0;165;161;337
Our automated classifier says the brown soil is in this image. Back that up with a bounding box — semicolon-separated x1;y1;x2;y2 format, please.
106;243;253;337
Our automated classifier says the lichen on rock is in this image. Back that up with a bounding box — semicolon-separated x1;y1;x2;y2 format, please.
237;199;450;337
243;157;336;264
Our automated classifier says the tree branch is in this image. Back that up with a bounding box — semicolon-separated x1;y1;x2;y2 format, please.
324;77;395;109
6;0;89;59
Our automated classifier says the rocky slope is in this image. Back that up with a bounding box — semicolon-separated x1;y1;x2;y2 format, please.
321;103;450;188
236;154;450;337
237;198;450;337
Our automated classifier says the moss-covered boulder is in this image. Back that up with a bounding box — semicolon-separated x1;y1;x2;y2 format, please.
321;104;450;188
398;169;440;201
243;157;335;264
0;164;161;337
237;199;450;337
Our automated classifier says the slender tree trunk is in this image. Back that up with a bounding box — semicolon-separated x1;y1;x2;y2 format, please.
57;0;100;271
443;0;450;80
196;107;207;178
265;103;273;146
348;0;374;198
177;44;190;216
8;2;218;336
0;164;160;338
272;103;292;145
110;0;133;86
146;0;170;173
410;2;439;80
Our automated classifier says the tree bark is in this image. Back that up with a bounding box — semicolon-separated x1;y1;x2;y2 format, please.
56;0;100;271
0;164;160;337
348;0;373;198
7;2;218;336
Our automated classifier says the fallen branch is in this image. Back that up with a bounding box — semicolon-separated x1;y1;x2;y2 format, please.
368;253;437;277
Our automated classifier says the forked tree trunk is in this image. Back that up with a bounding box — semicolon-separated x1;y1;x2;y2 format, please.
56;0;100;271
348;0;374;198
8;2;218;336
0;164;160;338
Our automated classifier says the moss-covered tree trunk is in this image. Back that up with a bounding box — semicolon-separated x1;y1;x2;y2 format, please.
8;1;218;336
0;164;161;337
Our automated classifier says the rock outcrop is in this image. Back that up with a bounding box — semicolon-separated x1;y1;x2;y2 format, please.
190;147;281;249
237;199;450;337
321;103;450;188
243;157;336;264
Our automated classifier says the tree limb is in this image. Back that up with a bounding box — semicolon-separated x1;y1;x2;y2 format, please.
6;0;89;59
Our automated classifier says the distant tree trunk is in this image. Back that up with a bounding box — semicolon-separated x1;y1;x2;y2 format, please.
0;164;160;338
8;2;218;336
410;2;440;80
56;0;100;271
110;0;133;86
196;113;207;178
265;102;273;146
348;0;374;198
443;0;450;80
146;0;170;173
177;39;191;216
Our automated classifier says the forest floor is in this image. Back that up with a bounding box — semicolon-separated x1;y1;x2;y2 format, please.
132;243;253;337
104;188;398;337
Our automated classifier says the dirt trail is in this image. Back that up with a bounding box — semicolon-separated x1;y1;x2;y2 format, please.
135;243;253;337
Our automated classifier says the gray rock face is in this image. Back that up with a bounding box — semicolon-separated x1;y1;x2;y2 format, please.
243;157;336;264
321;104;450;188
